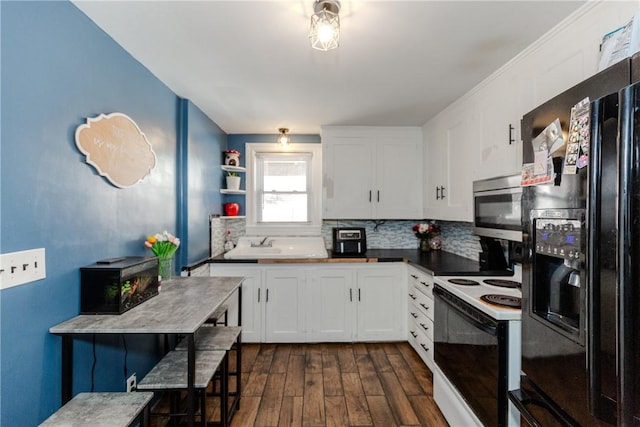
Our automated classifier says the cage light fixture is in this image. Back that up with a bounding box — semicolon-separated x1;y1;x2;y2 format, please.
277;128;291;146
309;0;341;51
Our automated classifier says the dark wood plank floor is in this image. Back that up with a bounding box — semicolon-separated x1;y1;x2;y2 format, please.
151;342;449;427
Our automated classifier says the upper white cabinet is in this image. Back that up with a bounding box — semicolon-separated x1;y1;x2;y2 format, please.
322;126;423;219
475;72;525;180
423;103;476;222
425;2;638;193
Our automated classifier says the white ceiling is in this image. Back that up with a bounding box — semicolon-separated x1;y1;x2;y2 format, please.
73;0;586;135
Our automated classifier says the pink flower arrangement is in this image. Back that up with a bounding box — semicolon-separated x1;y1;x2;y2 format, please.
412;222;440;239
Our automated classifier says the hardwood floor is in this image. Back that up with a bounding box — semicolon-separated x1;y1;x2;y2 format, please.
151;342;448;427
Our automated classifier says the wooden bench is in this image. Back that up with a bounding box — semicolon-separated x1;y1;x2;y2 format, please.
39;392;154;427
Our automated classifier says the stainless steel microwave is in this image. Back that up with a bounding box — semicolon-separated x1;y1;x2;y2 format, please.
473;174;522;242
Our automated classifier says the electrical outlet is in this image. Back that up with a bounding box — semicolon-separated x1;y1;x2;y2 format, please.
126;373;137;392
0;248;46;290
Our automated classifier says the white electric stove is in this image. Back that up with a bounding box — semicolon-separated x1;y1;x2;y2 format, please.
433;274;522;320
433;269;522;427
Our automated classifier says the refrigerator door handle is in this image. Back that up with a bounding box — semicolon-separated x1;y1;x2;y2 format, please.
617;83;638;427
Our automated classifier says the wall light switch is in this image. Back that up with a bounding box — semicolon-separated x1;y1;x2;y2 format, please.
0;248;46;290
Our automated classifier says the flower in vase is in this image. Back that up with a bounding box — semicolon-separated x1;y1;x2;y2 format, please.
412;222;440;239
144;230;180;258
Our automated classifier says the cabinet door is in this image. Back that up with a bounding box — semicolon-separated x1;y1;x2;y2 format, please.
424;106;474;222
307;268;355;342
476;75;522;180
209;265;263;343
264;269;307;342
356;265;405;341
375;137;423;219
323;136;374;219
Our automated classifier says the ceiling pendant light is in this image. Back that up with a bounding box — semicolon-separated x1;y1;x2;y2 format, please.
309;0;341;51
277;128;290;146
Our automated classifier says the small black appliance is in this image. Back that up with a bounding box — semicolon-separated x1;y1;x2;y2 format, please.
332;227;366;255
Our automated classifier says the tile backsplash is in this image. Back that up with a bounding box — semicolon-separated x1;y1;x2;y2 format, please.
213;217;481;261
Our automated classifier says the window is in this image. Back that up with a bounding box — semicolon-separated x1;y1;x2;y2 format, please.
246;143;322;236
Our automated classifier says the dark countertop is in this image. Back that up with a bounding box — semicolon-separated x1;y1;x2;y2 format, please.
201;249;513;277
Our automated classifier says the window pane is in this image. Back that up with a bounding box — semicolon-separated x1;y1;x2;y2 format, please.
261;193;308;222
263;160;307;192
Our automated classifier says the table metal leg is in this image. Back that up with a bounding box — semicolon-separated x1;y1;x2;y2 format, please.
187;333;195;427
61;335;73;404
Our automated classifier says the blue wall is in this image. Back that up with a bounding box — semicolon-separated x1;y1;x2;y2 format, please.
0;2;226;425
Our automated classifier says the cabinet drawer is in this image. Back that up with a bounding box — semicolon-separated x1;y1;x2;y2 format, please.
413;290;434;321
409;302;433;340
408;267;433;298
410;322;434;368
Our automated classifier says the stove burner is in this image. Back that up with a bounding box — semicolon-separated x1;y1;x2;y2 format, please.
483;279;521;289
480;294;522;309
448;278;480;286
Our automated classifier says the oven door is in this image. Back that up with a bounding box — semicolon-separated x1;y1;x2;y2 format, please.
434;285;509;427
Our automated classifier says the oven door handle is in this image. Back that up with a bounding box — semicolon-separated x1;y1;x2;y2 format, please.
435;288;497;335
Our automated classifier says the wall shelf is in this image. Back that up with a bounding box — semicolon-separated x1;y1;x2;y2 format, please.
221;215;246;219
222;165;246;173
220;189;246;195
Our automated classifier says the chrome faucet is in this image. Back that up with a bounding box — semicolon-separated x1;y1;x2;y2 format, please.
251;236;273;247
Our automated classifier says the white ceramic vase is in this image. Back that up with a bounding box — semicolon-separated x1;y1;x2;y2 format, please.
226;175;241;190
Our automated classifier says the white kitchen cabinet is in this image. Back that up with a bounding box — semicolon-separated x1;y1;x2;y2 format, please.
208;264;263;342
355;264;406;341
423;103;476;222
322;126;423;219
475;72;525;180
307;267;355;342
406;264;435;370
264;268;307;343
209;262;406;343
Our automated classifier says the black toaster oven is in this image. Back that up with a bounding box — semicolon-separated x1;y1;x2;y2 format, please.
332;227;367;255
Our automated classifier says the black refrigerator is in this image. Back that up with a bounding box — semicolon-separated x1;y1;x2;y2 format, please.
510;54;640;426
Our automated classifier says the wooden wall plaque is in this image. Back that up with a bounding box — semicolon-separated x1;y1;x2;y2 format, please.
75;112;157;188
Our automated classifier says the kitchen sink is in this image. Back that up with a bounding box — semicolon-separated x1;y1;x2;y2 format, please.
223;236;328;259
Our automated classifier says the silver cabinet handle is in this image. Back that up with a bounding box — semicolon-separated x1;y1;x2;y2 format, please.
420;323;429;331
410;331;418;338
410;312;418;319
408;293;417;300
420;343;430;352
420;303;429;310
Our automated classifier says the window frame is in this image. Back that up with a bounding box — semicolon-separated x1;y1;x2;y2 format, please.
245;143;322;236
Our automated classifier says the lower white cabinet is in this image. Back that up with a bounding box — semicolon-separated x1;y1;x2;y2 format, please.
356;265;406;341
307;267;355;342
407;264;435;370
264;268;307;342
207;265;264;342
210;262;406;343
